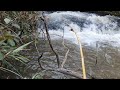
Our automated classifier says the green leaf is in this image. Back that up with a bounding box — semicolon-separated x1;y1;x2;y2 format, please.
10;55;27;65
14;38;19;43
0;52;4;60
7;39;15;46
0;40;6;45
12;41;33;54
17;55;30;63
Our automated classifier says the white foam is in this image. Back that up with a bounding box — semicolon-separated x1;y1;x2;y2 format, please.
39;11;120;47
46;11;89;19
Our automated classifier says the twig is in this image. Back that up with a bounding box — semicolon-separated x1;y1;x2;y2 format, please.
61;49;69;68
3;51;12;59
39;53;94;79
70;28;86;79
33;29;45;70
38;12;95;79
61;29;70;68
37;63;83;79
38;53;44;70
34;33;40;55
40;12;60;68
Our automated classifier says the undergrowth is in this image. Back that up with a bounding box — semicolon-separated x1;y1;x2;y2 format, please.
0;11;39;79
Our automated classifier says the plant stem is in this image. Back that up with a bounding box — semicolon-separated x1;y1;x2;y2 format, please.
71;29;86;79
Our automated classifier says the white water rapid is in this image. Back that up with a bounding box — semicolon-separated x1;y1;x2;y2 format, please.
38;11;120;47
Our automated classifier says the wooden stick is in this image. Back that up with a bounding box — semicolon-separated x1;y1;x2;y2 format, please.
70;28;86;79
61;29;70;68
40;13;60;68
61;49;69;68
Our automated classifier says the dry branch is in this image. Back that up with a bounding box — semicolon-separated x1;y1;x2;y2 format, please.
61;49;69;68
38;51;93;79
61;29;70;68
37;12;95;79
38;53;44;70
40;12;60;68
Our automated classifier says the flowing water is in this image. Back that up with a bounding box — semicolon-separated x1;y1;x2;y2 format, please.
27;11;120;79
42;11;120;47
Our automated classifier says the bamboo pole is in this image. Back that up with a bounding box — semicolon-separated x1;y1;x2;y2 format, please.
70;29;86;79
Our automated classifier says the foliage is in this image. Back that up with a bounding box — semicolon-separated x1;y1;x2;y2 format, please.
0;11;38;79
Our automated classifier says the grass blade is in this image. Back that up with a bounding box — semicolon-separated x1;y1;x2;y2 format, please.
12;41;33;54
0;67;23;79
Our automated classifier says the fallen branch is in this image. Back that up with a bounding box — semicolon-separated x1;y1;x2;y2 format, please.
40;12;60;68
37;65;83;79
39;54;94;79
56;68;83;79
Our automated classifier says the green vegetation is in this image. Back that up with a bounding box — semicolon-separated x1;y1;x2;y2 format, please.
0;11;38;79
1;11;120;79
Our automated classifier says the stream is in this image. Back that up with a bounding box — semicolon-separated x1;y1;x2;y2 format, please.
26;11;120;79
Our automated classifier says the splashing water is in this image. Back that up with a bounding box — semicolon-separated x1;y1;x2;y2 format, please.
35;11;120;78
38;11;120;47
